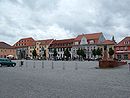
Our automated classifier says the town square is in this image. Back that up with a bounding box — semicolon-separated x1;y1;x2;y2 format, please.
0;0;130;98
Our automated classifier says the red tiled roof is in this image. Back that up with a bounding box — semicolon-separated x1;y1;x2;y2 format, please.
102;40;116;45
49;38;75;48
20;37;34;40
52;38;75;44
13;37;35;48
0;42;15;49
75;32;103;41
36;39;53;45
117;37;130;46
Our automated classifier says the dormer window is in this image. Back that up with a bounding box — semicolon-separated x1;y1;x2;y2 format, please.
89;40;94;44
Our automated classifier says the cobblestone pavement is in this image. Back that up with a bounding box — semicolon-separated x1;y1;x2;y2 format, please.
0;60;130;98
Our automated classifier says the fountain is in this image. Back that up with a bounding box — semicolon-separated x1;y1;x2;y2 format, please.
99;45;127;68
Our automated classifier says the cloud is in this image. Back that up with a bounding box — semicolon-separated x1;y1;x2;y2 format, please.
0;0;130;45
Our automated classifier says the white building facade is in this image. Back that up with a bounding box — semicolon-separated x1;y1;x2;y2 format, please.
72;32;106;59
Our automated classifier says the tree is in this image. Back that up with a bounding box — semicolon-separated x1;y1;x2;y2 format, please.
92;49;97;59
64;48;71;61
108;47;114;59
77;49;86;60
80;49;86;59
96;48;102;58
32;49;37;59
53;48;57;60
77;49;81;60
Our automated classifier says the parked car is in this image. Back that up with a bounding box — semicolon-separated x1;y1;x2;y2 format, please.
0;58;16;67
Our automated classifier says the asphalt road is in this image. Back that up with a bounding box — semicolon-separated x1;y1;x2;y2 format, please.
0;60;130;98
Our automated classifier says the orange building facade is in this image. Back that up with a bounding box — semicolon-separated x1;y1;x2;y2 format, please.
0;42;16;58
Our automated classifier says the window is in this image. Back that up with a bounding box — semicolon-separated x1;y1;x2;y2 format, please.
124;47;127;51
116;47;119;51
124;54;128;60
120;47;123;51
89;40;94;44
75;42;79;45
117;54;122;59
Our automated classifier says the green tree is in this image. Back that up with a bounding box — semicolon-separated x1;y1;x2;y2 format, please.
77;49;86;60
92;49;97;59
77;49;81;60
96;48;102;58
32;49;37;59
64;48;71;61
80;49;86;59
108;47;114;59
53;48;57;60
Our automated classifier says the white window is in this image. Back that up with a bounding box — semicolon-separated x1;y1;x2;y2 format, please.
75;42;79;45
89;40;94;44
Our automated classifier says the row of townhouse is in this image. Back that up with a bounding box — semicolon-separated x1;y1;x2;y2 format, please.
13;32;116;60
1;32;130;60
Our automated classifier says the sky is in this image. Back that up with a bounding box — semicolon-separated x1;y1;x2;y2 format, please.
0;0;130;45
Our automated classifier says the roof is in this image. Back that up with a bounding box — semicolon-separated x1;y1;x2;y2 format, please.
51;38;75;44
117;37;130;46
52;38;74;44
75;32;103;41
0;42;15;49
13;37;36;48
102;40;116;45
36;39;53;45
49;38;75;48
20;37;34;40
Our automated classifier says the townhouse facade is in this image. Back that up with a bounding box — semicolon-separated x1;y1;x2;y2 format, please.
115;37;130;60
72;32;106;59
14;37;53;59
13;37;35;59
35;39;54;59
48;38;75;60
0;42;16;58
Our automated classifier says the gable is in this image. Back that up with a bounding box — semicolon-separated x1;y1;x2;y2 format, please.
80;36;88;45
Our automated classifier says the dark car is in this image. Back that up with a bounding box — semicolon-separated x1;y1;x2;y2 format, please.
0;58;16;67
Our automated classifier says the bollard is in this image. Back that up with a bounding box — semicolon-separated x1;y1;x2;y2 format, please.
33;61;35;68
52;61;54;69
26;61;28;68
75;62;78;70
42;61;44;68
17;61;18;66
20;61;24;67
63;62;65;70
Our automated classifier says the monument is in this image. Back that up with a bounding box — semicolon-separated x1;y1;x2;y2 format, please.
99;45;127;68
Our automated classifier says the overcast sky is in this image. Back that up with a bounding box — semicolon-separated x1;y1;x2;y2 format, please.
0;0;130;45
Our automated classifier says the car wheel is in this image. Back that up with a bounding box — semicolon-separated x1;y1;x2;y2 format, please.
0;64;2;67
12;64;15;67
